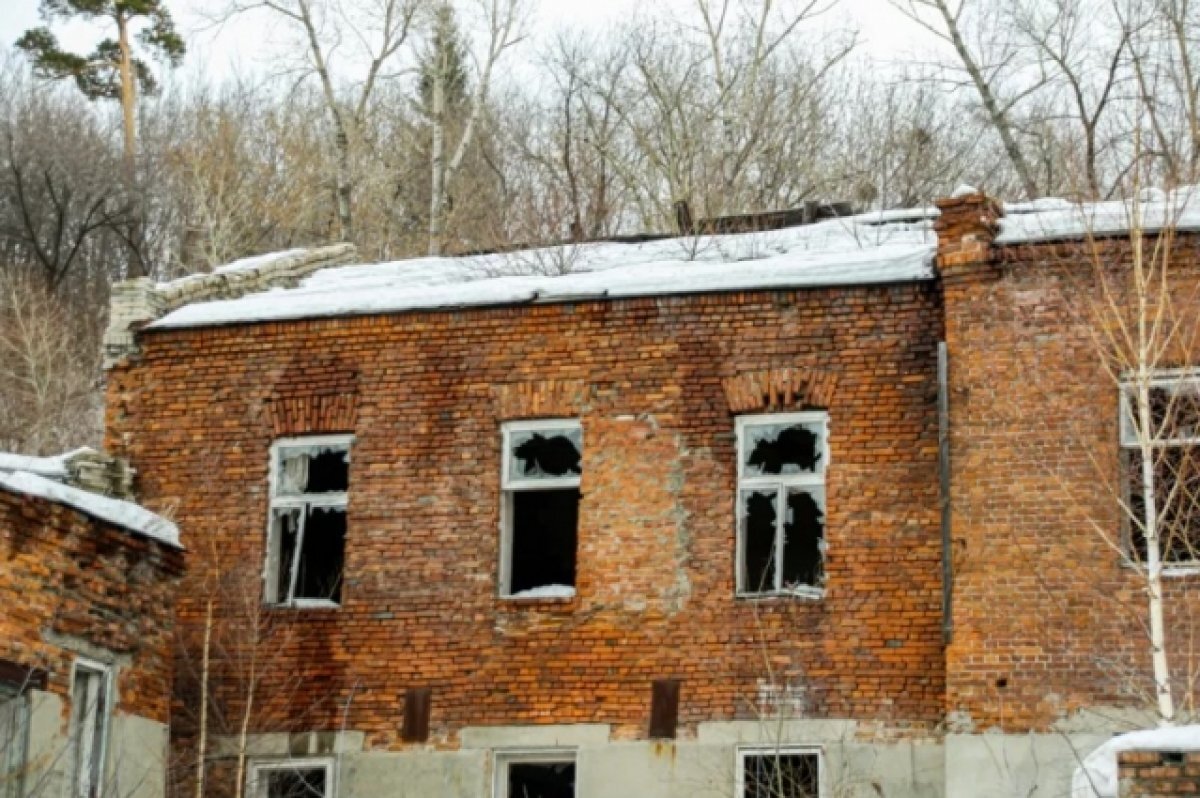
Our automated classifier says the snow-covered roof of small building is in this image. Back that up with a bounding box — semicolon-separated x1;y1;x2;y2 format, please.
1072;725;1200;798
151;211;940;330
999;186;1200;244
0;452;180;549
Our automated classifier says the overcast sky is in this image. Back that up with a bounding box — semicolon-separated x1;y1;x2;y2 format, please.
0;0;934;86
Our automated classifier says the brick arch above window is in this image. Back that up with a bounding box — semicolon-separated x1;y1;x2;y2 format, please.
493;380;591;421
721;367;837;413
266;355;360;436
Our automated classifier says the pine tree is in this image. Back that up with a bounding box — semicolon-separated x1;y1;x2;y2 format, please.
16;0;186;176
418;3;470;118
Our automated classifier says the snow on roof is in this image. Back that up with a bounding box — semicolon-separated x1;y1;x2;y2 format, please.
152;214;938;330
0;447;95;480
1072;725;1200;798
0;464;180;549
999;186;1200;244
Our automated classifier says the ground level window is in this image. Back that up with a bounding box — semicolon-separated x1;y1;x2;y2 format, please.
495;752;576;798
266;436;352;606
736;413;828;596
739;747;823;798
500;421;582;598
248;759;333;798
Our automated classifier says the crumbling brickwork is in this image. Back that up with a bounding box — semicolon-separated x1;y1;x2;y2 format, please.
107;283;945;749
1119;750;1200;797
0;488;184;722
940;195;1200;732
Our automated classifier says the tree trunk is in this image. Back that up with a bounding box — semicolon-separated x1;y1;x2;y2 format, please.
428;51;447;257
194;597;214;798
115;12;137;179
335;128;353;242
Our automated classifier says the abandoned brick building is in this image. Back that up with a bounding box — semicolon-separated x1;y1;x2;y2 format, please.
99;190;1200;798
0;448;183;798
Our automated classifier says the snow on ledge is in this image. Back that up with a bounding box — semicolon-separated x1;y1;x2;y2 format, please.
999;185;1200;244
1072;725;1200;798
0;470;181;549
151;215;937;330
0;447;96;480
507;584;576;599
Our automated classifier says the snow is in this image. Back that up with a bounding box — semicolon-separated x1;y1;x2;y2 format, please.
152;215;937;329
999;185;1200;244
156;248;306;290
0;447;96;479
1072;725;1200;798
0;470;181;549
508;584;576;599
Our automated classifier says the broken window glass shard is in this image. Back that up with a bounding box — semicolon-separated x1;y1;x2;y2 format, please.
742;489;778;593
272;508;302;603
506;761;576;798
783;488;825;588
510;488;580;593
745;422;823;476
509;428;583;479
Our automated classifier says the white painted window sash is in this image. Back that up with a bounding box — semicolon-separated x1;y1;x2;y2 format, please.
70;659;112;798
247;757;335;798
493;749;578;798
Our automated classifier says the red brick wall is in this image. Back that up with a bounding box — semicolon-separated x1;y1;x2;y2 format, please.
942;223;1200;731
1119;750;1200;796
107;284;945;749
0;489;184;722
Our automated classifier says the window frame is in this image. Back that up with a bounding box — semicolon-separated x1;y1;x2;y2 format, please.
0;678;31;798
735;411;830;598
246;757;336;798
735;745;825;798
264;434;354;608
492;748;578;798
499;419;583;599
1119;371;1200;574
69;658;113;798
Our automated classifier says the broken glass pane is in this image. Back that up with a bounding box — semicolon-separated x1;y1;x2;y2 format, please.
1128;445;1200;564
294;508;346;602
264;767;327;798
743;753;820;798
278;447;349;495
783;488;825;588
509;428;583;480
507;761;576;798
510;489;580;593
744;422;823;477
742;489;779;593
272;508;302;603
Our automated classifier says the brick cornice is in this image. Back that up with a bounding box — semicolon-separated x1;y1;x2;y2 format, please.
721;367;837;413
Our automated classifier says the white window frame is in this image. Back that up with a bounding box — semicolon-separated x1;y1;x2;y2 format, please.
493;749;578;798
265;434;354;608
69;658;112;798
247;757;336;798
499;419;583;598
735;412;830;598
1119;370;1200;573
735;745;825;798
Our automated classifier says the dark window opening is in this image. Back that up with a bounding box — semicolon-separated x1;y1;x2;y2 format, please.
295;509;346;601
743;491;777;592
1127;446;1200;565
746;424;822;476
303;450;349;493
263;767;327;798
506;761;576;798
743;752;820;798
510;489;580;594
783;490;824;588
513;433;582;477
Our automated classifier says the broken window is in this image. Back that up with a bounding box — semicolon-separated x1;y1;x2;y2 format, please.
266;436;352;607
500;421;583;598
69;660;111;798
0;679;30;798
739;748;823;798
248;760;332;798
736;413;828;596
1121;374;1200;568
495;753;576;798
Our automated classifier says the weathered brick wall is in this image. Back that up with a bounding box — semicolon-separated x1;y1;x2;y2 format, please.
107;283;945;750
0;489;184;722
1119;750;1200;796
941;196;1200;731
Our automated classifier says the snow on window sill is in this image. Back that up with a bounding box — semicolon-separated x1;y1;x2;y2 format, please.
737;587;825;601
265;598;341;610
502;585;577;600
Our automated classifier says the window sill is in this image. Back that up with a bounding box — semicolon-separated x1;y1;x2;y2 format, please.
265;599;341;610
736;588;825;601
497;592;579;612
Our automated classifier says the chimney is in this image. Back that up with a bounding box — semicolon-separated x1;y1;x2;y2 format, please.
934;189;1003;284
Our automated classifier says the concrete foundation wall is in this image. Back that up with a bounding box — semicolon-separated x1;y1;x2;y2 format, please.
233;721;943;798
23;690;169;798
